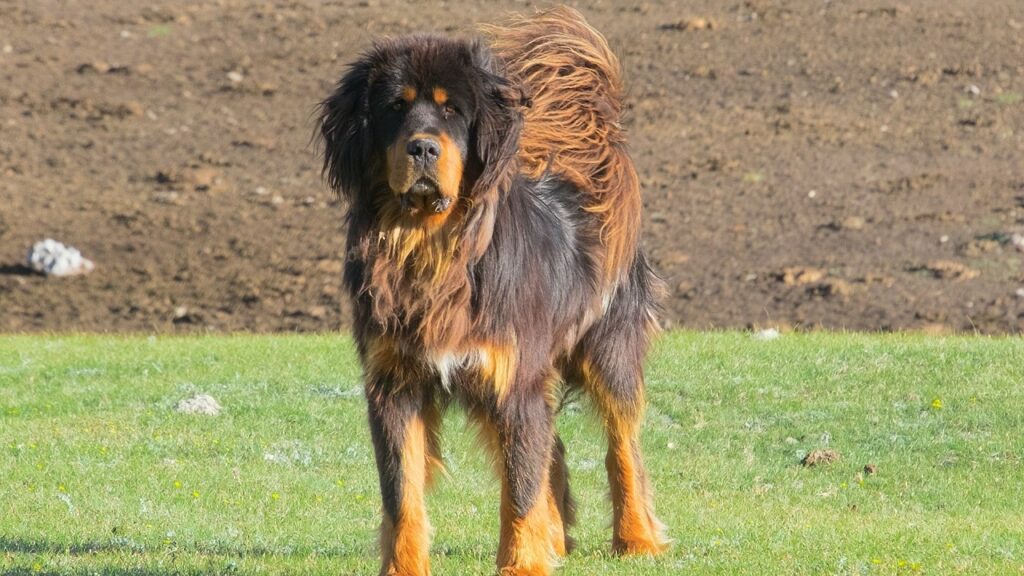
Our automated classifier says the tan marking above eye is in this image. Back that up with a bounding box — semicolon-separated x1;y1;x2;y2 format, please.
432;87;448;106
401;86;417;103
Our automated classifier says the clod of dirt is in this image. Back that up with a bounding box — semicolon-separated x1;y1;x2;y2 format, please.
782;267;826;286
960;239;1001;256
841;216;866;230
176;394;221;416
155;167;226;193
922;260;979;281
801;448;840;467
918;323;952;335
660;17;715;31
77;61;111;74
172;305;200;324
26;239;95;277
864;463;878;475
316;259;343;274
184;167;223;192
814;278;855;299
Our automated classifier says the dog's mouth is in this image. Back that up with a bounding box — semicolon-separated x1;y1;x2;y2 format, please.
400;178;453;215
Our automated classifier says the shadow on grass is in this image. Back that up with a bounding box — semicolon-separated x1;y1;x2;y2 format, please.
4;565;191;569
0;536;365;568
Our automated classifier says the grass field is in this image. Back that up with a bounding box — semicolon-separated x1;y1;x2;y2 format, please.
2;333;1023;575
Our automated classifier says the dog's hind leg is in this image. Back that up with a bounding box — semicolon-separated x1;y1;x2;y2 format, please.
568;257;669;556
547;435;576;555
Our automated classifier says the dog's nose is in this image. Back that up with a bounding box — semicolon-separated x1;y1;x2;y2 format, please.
406;138;441;162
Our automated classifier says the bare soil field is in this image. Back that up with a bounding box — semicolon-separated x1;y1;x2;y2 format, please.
2;0;1023;333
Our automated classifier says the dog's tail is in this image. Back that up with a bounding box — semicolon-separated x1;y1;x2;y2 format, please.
483;7;641;280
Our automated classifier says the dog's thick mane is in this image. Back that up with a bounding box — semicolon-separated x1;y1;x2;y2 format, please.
484;6;641;281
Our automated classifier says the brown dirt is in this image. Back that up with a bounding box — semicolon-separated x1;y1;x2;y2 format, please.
802;448;841;467
2;1;1023;334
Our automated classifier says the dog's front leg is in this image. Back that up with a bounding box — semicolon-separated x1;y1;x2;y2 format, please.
366;376;432;576
493;390;558;576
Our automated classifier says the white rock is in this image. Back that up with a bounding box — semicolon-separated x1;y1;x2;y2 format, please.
176;394;221;416
26;239;95;277
753;328;781;341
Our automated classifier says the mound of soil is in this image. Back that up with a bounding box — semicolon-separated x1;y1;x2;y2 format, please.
2;1;1023;333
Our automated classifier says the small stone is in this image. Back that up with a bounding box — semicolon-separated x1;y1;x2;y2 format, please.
26;239;95;277
808;190;817;198
2;45;12;54
227;70;244;83
967;84;981;96
152;191;182;205
753;328;780;341
889;89;899;99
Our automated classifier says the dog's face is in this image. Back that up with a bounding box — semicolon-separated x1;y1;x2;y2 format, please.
320;36;523;223
378;72;470;216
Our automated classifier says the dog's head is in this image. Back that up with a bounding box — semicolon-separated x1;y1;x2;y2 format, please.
319;35;524;224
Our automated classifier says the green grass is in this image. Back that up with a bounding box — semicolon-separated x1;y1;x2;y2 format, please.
2;333;1023;575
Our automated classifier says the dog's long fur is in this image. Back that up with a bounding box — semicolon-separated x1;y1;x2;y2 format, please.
319;7;668;575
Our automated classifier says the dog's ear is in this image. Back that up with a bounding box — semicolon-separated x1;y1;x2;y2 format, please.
469;40;525;197
459;41;526;262
318;52;378;201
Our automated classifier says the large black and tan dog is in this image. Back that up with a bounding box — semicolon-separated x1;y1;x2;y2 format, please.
318;7;668;575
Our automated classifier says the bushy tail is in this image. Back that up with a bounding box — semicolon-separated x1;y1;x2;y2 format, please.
483;7;641;280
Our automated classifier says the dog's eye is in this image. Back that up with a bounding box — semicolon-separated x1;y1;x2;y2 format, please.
391;100;405;112
443;103;458;118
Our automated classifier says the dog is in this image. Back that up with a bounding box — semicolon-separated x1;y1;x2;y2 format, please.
318;7;668;575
